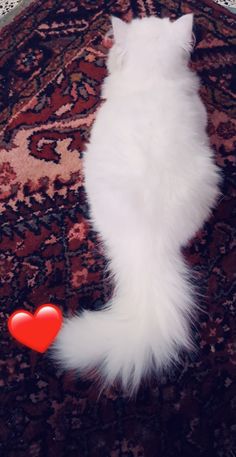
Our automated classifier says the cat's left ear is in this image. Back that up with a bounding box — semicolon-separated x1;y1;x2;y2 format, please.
173;14;194;50
111;16;128;45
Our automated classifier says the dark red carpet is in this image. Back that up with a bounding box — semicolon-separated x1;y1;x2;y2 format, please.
0;0;235;456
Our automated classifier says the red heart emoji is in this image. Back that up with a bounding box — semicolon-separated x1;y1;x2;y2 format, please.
8;304;63;353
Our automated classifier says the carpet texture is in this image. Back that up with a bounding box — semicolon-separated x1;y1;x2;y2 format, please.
0;1;235;456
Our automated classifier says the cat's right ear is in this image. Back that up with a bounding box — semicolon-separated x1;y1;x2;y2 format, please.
111;16;128;45
173;14;194;53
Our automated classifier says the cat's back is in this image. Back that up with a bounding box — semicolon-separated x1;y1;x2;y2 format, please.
91;77;205;150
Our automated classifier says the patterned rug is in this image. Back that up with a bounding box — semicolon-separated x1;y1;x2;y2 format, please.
0;1;235;456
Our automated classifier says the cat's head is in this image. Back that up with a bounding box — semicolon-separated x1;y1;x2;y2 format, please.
107;14;194;76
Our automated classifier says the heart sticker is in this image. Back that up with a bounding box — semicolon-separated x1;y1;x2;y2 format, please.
8;304;63;353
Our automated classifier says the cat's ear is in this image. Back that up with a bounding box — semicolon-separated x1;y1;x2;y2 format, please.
111;16;128;45
173;14;194;50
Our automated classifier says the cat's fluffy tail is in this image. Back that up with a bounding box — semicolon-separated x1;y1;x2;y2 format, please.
52;248;195;393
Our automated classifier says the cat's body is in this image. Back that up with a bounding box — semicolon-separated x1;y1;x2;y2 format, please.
53;15;220;393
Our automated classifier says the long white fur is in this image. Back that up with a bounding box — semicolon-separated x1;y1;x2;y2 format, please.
53;15;220;393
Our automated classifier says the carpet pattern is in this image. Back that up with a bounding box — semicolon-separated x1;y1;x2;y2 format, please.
0;1;235;456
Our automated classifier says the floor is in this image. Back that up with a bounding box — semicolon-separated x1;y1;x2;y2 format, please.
0;0;22;16
0;0;235;20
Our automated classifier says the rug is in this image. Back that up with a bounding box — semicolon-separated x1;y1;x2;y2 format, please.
0;1;235;456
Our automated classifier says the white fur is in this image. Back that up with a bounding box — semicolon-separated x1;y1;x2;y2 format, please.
53;15;220;393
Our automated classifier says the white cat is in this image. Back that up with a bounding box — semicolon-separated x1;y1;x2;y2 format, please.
53;14;220;393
